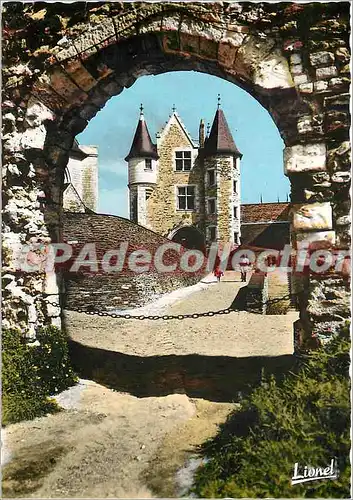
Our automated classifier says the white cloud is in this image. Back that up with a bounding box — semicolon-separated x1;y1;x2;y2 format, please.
99;158;128;179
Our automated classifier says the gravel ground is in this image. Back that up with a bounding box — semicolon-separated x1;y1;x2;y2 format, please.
65;272;297;358
3;381;233;498
3;272;297;498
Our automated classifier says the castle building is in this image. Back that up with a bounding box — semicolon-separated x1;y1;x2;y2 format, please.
62;103;290;254
63;140;98;212
125;101;243;250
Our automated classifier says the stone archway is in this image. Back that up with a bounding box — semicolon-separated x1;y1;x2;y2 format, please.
170;225;206;252
2;2;351;346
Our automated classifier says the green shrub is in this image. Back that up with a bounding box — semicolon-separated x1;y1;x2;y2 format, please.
192;323;351;498
2;326;77;425
266;299;290;315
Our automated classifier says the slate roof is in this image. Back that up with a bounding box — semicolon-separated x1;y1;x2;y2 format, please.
240;222;290;250
70;139;88;159
204;108;242;157
125;113;159;161
241;202;290;223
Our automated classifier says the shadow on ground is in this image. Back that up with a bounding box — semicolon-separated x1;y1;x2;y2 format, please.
69;341;297;403
229;285;248;311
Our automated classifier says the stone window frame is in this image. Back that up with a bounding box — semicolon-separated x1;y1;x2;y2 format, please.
207;197;217;215
175;184;197;212
173;147;194;172
207;168;216;187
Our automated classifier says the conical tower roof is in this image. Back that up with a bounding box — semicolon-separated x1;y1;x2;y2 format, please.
125;106;159;161
204;107;242;158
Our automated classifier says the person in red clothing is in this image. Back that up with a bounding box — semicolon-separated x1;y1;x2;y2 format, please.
214;266;224;282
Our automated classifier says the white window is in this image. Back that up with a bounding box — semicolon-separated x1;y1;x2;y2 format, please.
145;158;152;170
177;186;195;210
175;150;192;171
233;180;238;193
208;226;217;241
233;206;238;219
208;198;216;214
207;169;216;186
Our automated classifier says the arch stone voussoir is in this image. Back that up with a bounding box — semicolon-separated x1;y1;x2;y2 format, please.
2;2;351;350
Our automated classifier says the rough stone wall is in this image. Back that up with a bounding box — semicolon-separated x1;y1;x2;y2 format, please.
2;2;351;348
147;121;204;236
204;155;234;244
62;212;204;311
63;146;98;212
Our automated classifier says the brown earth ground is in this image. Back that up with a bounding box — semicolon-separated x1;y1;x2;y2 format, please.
3;271;298;498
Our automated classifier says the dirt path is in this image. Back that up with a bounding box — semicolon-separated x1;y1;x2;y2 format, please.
3;381;234;498
3;273;297;498
65;271;297;358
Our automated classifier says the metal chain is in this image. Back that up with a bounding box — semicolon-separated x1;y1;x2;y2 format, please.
34;293;295;321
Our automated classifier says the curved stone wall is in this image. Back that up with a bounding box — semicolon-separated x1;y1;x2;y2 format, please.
2;2;351;346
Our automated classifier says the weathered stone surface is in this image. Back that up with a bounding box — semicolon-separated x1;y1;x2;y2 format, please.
314;80;329;92
309;51;335;66
331;171;351;184
49;68;88;105
335;47;350;63
336;215;351;227
290;53;301;65
1;2;351;346
298;83;313;94
293;74;308;85
291;63;303;75
294;230;336;249
284;143;326;174
62;58;98;92
316;66;338;79
291;202;333;232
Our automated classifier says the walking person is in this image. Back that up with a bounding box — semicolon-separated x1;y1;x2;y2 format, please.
239;254;250;282
214;266;224;282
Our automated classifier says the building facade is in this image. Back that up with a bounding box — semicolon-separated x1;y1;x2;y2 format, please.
63;140;98;213
125;103;243;250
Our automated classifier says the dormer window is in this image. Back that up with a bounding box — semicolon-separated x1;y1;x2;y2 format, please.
145;158;152;170
175;151;192;171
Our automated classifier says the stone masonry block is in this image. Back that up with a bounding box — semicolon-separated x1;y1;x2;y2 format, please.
291;203;333;232
316;66;338;79
291;63;303;75
293;74;308;85
294;230;336;249
290;53;302;65
314;80;329;92
50;68;88;105
298;83;313;93
62;58;97;92
310;51;335;66
284;143;326;174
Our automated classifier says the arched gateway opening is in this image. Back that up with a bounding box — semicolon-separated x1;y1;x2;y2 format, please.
2;3;350;348
170;226;206;252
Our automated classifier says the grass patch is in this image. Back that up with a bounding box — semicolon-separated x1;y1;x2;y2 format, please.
2;326;78;425
192;323;351;498
266;299;290;315
2;442;67;497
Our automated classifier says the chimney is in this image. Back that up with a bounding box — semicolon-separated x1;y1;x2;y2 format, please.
199;119;205;148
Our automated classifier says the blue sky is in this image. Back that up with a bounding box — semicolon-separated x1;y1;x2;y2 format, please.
78;71;289;217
